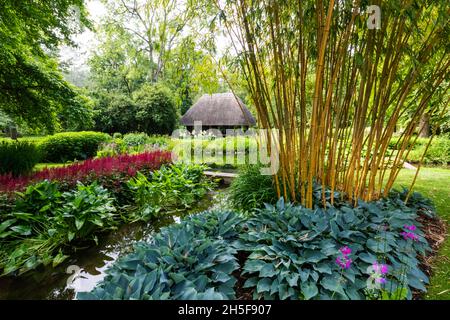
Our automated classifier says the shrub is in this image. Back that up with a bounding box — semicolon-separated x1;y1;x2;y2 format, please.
77;211;245;300
0;150;172;193
133;84;178;135
39;131;111;163
123;132;150;147
388;136;449;165
229;165;277;212
0;140;41;176
93;94;137;134
112;133;123;139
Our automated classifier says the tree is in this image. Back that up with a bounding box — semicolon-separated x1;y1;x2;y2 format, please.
0;0;92;132
133;84;178;134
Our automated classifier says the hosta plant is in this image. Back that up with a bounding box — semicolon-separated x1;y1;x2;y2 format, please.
239;198;431;300
78;211;245;300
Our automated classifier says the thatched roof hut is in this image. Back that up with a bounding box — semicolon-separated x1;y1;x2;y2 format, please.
180;93;256;131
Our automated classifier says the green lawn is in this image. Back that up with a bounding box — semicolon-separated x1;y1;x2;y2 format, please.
392;167;450;299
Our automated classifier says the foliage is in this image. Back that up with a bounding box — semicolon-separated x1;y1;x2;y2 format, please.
0;150;172;193
239;198;431;300
0;0;92;132
77;211;245;300
212;0;450;208
126;163;214;221
389;136;450;165
79;192;435;300
229;165;277;212
133;84;178;135
96;134;170;158
0;180;117;275
38;131;111;163
92;93;138;134
0;141;41;176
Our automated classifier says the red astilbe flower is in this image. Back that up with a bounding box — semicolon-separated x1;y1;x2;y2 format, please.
0;151;172;193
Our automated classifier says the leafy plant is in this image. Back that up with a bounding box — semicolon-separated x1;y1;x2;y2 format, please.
238;198;431;300
0;140;41;176
229;165;277;212
78;211;245;300
38;131;110;163
126;163;214;221
0;180;117;275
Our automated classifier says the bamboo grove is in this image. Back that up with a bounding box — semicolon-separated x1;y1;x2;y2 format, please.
216;0;450;208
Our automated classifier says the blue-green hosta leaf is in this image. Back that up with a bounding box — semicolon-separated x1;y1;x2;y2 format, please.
321;275;347;297
303;250;327;263
286;273;299;287
366;238;392;253
358;252;377;264
243;259;266;274
407;275;427;291
259;263;277;277
243;277;258;288
301;281;319;300
256;278;272;293
313;263;333;274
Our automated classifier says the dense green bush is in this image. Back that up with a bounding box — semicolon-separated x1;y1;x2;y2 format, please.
93;94;137;134
133;84;178;135
79;192;434;300
0;140;41;176
229;165;277;212
122;132;150;147
39;131;110;162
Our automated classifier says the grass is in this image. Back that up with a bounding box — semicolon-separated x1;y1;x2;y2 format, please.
391;167;450;300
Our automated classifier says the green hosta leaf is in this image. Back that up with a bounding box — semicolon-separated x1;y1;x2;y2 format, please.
304;250;327;263
321;275;346;297
256;278;272;293
259;263;277;277
366;238;392;253
301;281;318;300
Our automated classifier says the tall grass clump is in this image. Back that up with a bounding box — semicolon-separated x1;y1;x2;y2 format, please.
0;141;41;176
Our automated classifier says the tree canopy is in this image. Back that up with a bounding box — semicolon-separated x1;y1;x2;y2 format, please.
0;0;92;132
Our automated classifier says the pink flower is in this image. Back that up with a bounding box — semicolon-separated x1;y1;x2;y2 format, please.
404;225;416;231
373;262;389;275
336;246;353;269
340;246;352;255
376;277;387;284
401;231;419;241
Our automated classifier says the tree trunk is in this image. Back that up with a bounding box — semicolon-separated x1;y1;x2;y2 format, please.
418;112;430;137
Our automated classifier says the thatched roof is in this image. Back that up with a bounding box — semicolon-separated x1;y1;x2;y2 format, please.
180;93;256;127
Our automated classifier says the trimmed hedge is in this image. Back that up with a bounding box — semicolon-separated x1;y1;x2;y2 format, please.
0;141;41;176
39;131;110;163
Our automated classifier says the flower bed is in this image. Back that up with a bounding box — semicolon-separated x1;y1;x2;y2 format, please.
0;151;172;193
